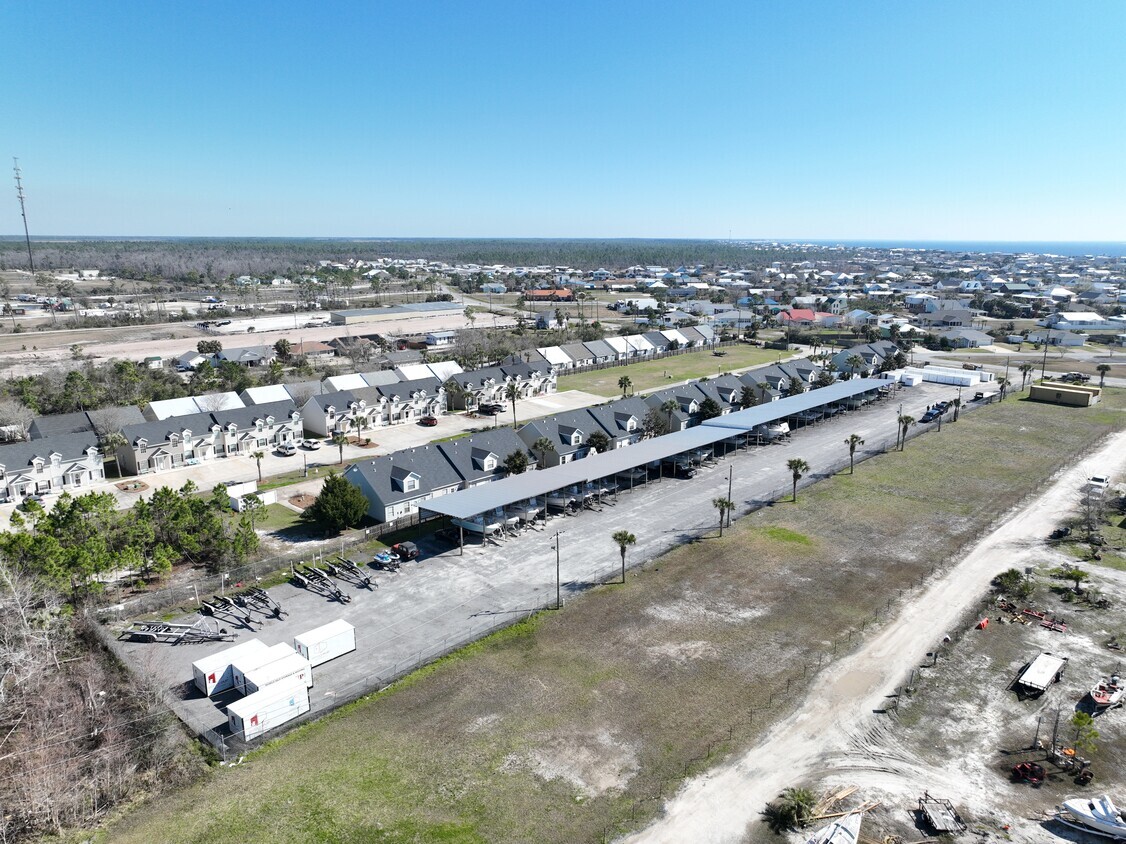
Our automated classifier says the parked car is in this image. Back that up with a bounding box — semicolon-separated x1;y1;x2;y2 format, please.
434;526;461;545
972;391;986;401
391;541;420;561
301;438;322;450
21;493;45;509
419;415;438;427
478;404;502;416
1088;475;1111;492
920;409;941;423
277;442;297;456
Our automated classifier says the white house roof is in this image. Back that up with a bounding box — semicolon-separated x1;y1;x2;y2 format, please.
241;385;295;405
603;337;631;354
193;392;245;413
626;335;654;353
146;397;204;420
425;360;464;382
660;328;690;345
1056;311;1104;322
540;346;573;366
393;363;439;382
324;374;369;391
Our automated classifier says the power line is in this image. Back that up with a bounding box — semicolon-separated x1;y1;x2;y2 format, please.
12;157;34;273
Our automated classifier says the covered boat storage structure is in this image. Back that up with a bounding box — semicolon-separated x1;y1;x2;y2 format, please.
420;379;888;551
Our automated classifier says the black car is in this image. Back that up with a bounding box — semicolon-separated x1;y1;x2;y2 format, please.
391;541;420;561
478;404;502;415
920;409;941;423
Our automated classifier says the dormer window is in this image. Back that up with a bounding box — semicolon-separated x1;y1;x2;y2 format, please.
570;431;583;446
626;418;637;431
483;456;497;471
404;476;419;492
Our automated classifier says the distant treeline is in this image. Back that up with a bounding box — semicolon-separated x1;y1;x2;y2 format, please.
0;237;855;280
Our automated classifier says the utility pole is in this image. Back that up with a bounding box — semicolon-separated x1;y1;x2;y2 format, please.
552;531;561;609
726;464;733;527
1041;335;1049;379
12;158;34;273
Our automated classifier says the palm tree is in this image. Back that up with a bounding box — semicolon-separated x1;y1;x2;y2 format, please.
618;375;633;397
712;497;734;537
950;395;962;422
611;529;636;584
251;449;265;484
505;382;520;428
1097;363;1111;387
844;433;864;474
897;414;916;451
846;354;865;379
532;436;556;467
1018;362;1034;390
331;432;347;465
786;458;809;502
661;398;679;434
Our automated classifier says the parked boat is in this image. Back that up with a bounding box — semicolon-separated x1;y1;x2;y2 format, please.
804;811;861;844
1091;675;1126;710
1057;795;1126;840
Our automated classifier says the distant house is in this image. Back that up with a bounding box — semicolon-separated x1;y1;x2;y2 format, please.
425;331;456;347
214;345;276;368
935;328;994;349
289;340;335;361
209;400;302;457
522;289;573;302
0;433;105;502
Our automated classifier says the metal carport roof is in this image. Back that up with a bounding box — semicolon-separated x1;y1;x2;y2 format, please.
419;426;739;520
419;378;888;521
700;378;886;430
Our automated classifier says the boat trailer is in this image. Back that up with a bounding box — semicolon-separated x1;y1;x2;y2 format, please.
118;617;235;645
293;564;352;603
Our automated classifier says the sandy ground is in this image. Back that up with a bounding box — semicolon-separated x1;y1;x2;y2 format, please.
624;428;1126;844
0;309;514;377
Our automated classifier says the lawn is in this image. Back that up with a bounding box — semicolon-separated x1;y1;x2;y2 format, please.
557;344;782;396
103;391;1125;844
254;503;305;534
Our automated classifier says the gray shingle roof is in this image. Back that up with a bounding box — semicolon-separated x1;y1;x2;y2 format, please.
0;432;101;469
121;412;217;446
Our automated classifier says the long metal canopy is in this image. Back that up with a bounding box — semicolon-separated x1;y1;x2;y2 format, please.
699;378;886;430
419;377;888;521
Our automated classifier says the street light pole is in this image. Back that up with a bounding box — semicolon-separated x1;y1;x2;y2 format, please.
727;464;733;527
552;531;561;609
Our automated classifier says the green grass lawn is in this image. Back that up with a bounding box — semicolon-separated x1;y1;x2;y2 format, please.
557;345;781;396
102;390;1125;844
255;503;305;533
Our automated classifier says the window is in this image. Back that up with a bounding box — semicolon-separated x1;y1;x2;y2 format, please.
404;476;419;492
570;431;582;446
483;456;496;471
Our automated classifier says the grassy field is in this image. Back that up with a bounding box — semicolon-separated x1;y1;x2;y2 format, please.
557;345;782;396
103;391;1125;844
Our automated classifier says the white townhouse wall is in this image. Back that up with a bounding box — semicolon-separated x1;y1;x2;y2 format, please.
0;434;105;502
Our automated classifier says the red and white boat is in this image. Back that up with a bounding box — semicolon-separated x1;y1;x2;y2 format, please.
1091;675;1126;710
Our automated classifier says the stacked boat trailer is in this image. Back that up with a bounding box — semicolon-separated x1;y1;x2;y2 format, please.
331;556;375;590
118;617;235;645
293;564;352;603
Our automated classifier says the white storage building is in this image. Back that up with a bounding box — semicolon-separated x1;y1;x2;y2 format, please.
227;678;310;741
231;642;294;695
294;619;356;667
192;639;268;696
242;649;313;696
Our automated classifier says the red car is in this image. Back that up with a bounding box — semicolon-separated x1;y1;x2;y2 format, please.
419;415;438;427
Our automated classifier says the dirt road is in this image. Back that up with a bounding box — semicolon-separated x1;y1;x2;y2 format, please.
624;429;1126;844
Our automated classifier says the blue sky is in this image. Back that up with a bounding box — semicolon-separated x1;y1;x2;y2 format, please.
3;1;1124;240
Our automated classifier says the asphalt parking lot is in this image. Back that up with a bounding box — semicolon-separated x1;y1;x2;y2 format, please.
107;381;975;747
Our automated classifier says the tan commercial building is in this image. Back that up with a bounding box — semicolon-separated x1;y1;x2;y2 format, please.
1028;383;1101;407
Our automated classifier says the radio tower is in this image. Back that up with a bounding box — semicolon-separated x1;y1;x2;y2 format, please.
13;157;34;273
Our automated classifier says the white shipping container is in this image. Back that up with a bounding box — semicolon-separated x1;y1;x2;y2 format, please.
227;678;310;741
293;619;356;667
243;650;313;695
232;642;295;696
192;639;269;697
